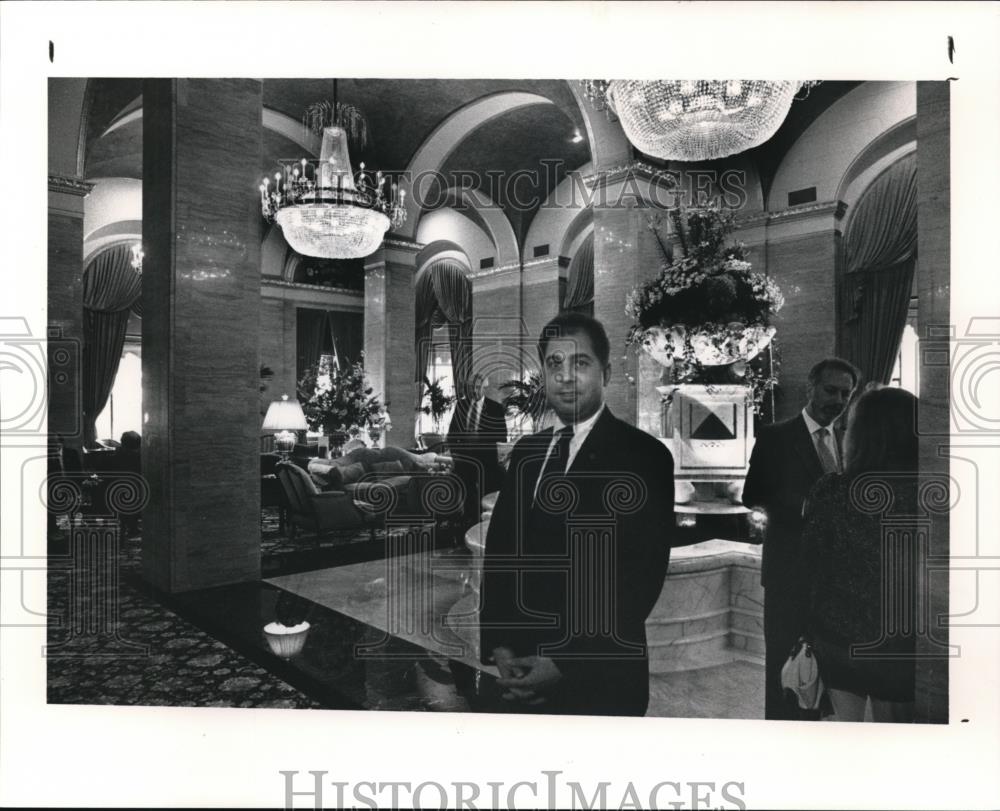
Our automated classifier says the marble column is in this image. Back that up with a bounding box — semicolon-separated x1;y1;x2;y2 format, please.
141;79;263;592
364;238;419;447
591;177;665;424
518;256;564;347
48;175;91;446
468;264;530;404
760;202;847;421
914;80;950;724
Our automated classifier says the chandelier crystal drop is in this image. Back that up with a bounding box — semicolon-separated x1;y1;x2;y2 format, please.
261;125;405;260
584;80;813;161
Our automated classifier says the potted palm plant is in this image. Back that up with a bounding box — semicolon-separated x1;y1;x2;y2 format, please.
499;371;549;435
416;375;455;449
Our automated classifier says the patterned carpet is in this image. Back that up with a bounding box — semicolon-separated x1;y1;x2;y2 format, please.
44;508;352;709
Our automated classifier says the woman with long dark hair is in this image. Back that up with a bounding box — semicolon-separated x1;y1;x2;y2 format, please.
801;386;919;722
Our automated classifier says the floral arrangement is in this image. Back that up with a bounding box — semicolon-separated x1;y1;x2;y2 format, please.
625;205;784;412
499;372;547;431
297;354;387;435
417;376;455;432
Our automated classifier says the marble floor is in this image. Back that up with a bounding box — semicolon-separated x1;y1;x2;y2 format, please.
47;513;765;718
268;547;765;718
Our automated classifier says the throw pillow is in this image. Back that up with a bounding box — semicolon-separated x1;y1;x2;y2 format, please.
310;463;343;490
337;462;366;485
371;460;405;475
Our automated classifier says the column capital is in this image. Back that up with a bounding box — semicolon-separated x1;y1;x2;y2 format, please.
739;200;849;242
365;237;422;272
48;174;94;217
48;174;94;195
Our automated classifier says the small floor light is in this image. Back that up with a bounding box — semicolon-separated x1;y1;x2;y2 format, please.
263;394;308;460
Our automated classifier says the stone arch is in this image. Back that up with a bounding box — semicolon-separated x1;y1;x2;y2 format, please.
417;186;519;268
837;117;917;212
767;81;916;211
565;81;632;171
416;240;472;277
49;78;89;177
523;162;593;264
396;91;557;239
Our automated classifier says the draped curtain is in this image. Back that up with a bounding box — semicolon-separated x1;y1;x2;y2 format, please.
563;234;594;314
297;308;363;380
296;308;326;379
838;153;918;385
82;243;142;445
414;260;473;394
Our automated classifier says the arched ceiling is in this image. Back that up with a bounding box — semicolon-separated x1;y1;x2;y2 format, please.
77;78;865;245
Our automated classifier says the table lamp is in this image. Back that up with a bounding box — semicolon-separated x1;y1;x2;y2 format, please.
262;394;308;459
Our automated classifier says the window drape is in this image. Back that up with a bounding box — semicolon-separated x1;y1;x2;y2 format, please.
563;234;594;314
414;260;472;393
82;243;142;445
838;153;918;385
296;308;326;379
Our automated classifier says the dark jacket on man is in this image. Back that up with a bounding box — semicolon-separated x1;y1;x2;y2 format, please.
480;407;674;716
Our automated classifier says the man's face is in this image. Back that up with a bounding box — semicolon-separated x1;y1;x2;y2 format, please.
542;332;610;425
471;376;485;400
805;368;855;426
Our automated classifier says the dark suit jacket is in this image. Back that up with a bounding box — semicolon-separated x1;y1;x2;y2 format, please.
447;396;508;495
741;413;844;589
479;407;674;716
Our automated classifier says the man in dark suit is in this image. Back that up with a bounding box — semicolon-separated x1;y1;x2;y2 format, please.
447;373;508;529
480;312;675;716
742;357;860;720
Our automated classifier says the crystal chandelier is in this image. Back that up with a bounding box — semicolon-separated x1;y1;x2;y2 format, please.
260;85;405;259
582;80;817;161
130;242;143;274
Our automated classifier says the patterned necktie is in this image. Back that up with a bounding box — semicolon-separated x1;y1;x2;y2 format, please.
815;426;840;474
470;400;481;433
533;426;574;504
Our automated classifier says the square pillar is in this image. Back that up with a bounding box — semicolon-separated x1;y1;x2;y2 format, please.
914;80;950;724
365;239;418;447
592;198;664;425
48;175;91;445
141;79;263;592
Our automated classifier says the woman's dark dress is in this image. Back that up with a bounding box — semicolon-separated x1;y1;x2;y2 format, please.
801;473;917;702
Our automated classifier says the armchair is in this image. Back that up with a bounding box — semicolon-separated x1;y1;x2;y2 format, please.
274;461;384;544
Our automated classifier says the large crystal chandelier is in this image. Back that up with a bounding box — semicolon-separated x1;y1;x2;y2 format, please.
260;84;405;259
582;80;816;161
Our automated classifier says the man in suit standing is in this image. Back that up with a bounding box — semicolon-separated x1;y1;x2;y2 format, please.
480;312;675;716
742;357;860;720
447;373;508;530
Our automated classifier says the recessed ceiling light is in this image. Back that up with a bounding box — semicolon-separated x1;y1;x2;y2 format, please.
570;129;583;144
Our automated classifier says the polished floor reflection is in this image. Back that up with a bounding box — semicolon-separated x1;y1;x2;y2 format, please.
47;517;763;717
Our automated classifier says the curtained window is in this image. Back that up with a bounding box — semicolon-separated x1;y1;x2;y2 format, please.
838;153;917;386
414;259;473;397
562;233;594;315
296;308;362;380
82;243;142;446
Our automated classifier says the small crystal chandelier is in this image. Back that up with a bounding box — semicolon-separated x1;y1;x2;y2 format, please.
260;82;405;259
130;242;143;274
582;80;817;161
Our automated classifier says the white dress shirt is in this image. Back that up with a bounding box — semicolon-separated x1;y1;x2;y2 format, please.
550;404;605;472
532;405;605;502
801;407;841;472
469;396;484;433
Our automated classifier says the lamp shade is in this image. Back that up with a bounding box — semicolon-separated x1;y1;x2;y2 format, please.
262;394;308;431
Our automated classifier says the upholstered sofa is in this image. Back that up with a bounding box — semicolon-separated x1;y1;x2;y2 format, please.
275;461;383;542
307;446;461;520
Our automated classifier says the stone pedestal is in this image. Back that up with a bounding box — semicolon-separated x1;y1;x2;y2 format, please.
141;79;263;592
